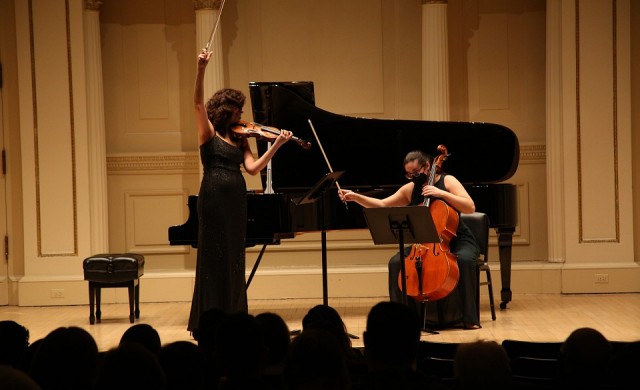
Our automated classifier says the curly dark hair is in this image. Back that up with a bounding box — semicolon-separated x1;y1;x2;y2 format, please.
205;88;246;138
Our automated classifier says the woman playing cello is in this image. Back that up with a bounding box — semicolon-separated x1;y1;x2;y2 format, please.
338;150;481;329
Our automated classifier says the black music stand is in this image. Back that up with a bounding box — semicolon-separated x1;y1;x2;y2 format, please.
296;171;345;306
363;206;440;333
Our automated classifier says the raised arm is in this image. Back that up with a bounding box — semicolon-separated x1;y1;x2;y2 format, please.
195;49;214;146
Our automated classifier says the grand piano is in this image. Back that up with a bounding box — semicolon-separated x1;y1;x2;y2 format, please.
169;81;519;309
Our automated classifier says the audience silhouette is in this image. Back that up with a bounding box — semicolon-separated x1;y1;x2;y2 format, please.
194;306;229;388
284;328;351;390
118;323;162;355
453;340;512;390
0;320;30;368
0;364;41;390
215;312;269;389
302;304;367;381
158;341;206;390
28;326;99;390
302;304;358;357
256;311;291;389
354;301;448;390
95;341;166;390
555;327;615;390
3;304;638;390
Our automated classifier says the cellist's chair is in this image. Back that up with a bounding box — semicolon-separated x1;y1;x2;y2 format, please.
460;212;496;320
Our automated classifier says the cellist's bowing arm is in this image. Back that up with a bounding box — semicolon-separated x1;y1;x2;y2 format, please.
338;183;413;208
421;175;475;214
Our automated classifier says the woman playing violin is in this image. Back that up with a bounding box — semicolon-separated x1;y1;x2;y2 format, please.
188;49;292;336
338;150;481;329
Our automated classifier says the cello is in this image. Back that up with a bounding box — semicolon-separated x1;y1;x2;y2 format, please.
399;145;460;302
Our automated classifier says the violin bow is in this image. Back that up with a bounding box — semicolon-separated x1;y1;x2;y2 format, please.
307;119;348;209
204;0;227;51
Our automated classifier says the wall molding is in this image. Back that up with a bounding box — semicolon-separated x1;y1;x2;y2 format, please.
107;153;199;174
107;144;547;173
519;143;546;164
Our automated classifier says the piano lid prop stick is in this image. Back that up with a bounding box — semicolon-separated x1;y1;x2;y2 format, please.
204;0;226;52
307;119;348;209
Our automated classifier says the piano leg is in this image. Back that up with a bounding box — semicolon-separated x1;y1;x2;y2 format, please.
496;227;515;309
321;230;328;306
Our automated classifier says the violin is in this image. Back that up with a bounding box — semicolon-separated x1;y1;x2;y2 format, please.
231;120;312;150
400;144;460;302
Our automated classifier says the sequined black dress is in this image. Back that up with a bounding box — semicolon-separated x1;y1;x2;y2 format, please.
188;135;248;332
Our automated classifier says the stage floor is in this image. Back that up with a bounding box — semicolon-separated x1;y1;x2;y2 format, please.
2;293;639;352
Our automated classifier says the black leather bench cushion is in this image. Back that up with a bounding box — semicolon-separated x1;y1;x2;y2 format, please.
83;253;144;283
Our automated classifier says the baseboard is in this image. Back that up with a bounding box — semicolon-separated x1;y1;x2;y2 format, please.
10;262;640;306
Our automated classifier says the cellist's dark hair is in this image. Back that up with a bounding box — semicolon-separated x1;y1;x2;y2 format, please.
205;88;245;138
403;150;432;167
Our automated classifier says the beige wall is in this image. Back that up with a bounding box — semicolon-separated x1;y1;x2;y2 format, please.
1;0;638;306
632;0;640;263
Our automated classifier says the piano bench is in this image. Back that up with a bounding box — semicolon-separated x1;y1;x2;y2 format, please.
82;253;144;325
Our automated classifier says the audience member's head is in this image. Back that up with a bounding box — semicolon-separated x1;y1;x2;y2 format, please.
454;340;511;389
17;339;43;374
557;327;612;388
95;342;166;390
119;323;161;355
158;341;206;390
29;326;99;390
216;312;264;383
302;304;353;357
363;301;421;370
284;329;350;390
256;311;291;370
0;320;30;367
195;306;228;353
0;364;41;390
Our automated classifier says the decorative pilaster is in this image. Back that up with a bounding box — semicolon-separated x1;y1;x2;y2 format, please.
85;0;102;11
194;0;224;100
421;0;450;120
83;0;109;253
545;0;565;263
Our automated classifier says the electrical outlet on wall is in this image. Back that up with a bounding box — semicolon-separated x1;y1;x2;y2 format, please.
594;274;609;284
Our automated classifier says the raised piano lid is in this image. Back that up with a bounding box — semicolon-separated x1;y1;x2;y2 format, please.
249;81;519;193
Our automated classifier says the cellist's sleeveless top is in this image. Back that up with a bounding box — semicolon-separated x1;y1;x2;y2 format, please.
410;174;479;253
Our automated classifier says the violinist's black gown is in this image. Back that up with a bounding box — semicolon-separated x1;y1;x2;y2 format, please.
188;135;248;332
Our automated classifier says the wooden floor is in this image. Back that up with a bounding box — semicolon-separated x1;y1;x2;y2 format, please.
2;293;639;352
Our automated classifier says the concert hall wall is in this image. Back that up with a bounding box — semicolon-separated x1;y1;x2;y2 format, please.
0;0;638;306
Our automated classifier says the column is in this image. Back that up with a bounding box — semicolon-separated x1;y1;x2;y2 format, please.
421;0;450;120
84;0;109;254
194;0;225;99
545;0;565;263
